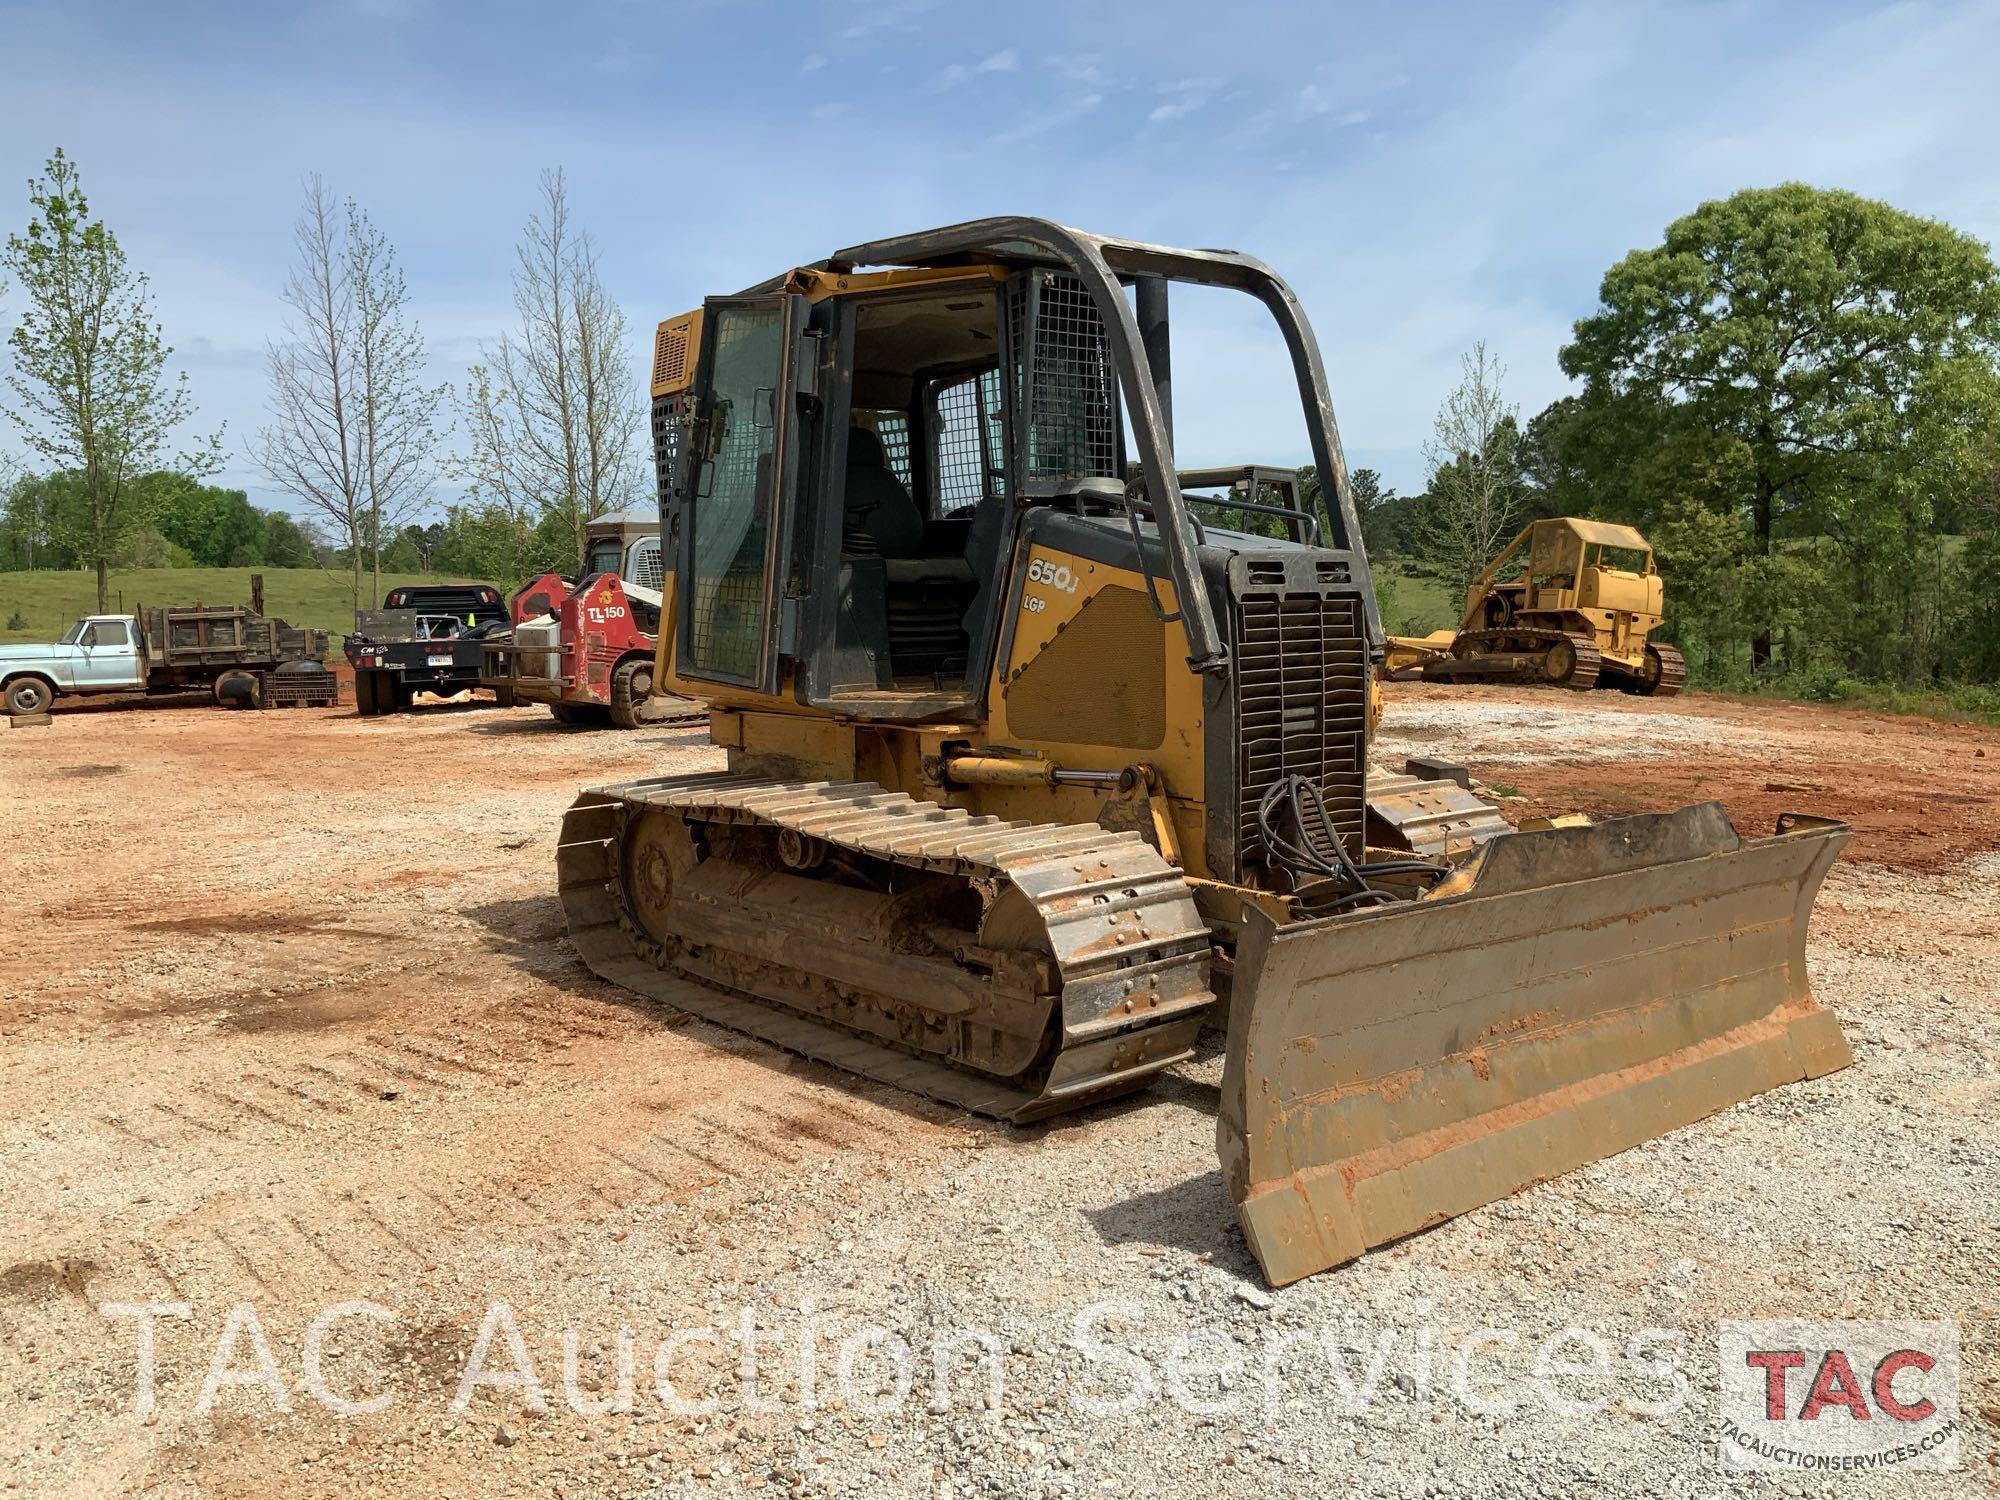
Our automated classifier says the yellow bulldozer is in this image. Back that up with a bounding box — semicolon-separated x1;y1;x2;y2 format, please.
555;220;1849;1286
1383;517;1686;694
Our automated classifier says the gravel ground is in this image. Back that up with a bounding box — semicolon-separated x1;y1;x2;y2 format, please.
1376;699;1781;764
0;686;1995;1498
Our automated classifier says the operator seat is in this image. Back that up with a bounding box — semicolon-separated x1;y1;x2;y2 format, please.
844;427;926;559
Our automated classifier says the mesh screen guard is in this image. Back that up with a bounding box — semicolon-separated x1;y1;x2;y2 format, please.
1007;271;1122;484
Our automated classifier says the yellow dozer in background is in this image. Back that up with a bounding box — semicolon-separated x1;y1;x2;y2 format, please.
554;220;1849;1285
1384;517;1686;694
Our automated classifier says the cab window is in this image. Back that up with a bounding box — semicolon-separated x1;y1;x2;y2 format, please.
1593;545;1650;574
928;368;1005;516
84;621;130;647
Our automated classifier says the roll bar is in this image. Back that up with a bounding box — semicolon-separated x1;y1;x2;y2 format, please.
784;218;1377;674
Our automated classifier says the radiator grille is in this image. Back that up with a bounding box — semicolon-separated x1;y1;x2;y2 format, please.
653;325;685;388
651;311;702;396
1235;589;1369;870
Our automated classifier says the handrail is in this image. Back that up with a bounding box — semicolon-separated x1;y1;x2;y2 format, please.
1183;491;1319;547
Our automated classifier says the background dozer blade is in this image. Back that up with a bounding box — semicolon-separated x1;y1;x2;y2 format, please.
1218;803;1850;1287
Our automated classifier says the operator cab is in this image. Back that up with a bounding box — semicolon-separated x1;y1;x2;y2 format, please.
834;284;1006;695
654;222;1378;725
583;508;664;589
661;275;1021;715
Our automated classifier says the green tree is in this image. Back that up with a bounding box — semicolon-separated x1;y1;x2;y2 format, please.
151;477;268;567
1301;465;1401;556
1;463;64;569
376;528;424;573
1960;441;2000;680
112;524;183;568
0;451;23;565
428;499;569;585
262;511;317;568
1;150;220;609
1559;184;2000;670
399;520;444;570
1347;467;1396;555
0;470;89;569
1416;343;1527;595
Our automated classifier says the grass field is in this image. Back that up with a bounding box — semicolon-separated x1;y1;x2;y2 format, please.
0;567;485;643
1372;562;1459;635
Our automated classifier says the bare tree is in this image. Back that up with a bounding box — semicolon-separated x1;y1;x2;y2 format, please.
1417;341;1525;595
2;149;220;610
450;169;644;572
254;181;443;609
254;176;367;608
347;202;445;605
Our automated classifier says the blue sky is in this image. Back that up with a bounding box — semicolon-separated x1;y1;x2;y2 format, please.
2;0;1997;510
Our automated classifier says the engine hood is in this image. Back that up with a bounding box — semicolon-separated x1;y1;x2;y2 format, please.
0;642;71;662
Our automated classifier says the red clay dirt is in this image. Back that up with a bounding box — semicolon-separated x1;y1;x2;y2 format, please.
1381;682;2000;874
1;684;1994;1496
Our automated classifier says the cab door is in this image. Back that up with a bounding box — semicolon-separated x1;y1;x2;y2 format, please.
77;619;143;687
676;294;807;691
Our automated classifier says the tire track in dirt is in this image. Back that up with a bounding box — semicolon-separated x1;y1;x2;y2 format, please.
0;706;1008;1495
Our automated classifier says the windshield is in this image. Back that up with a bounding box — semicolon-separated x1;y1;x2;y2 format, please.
1593;545;1651;574
58;620;85;645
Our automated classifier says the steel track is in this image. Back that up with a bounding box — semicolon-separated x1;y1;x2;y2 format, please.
557;774;1216;1122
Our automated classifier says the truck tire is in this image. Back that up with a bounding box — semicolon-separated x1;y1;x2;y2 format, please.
4;676;55;716
353;669;381;717
491;685;518;709
213;670;262;709
361;670;403;716
608;658;653;730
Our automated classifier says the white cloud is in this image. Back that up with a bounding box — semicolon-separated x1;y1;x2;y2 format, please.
992;92;1104;147
1147;75;1223;125
6;0;1997;502
926;47;1023;93
1043;52;1113;88
834;0;939;42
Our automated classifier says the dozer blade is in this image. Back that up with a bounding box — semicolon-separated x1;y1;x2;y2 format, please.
1218;803;1850;1286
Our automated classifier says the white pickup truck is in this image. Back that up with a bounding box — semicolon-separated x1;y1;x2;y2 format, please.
0;605;335;715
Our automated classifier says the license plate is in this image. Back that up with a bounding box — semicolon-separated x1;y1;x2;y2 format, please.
427;654;454;667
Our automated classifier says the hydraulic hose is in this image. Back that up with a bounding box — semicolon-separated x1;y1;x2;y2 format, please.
1256;774;1446;915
